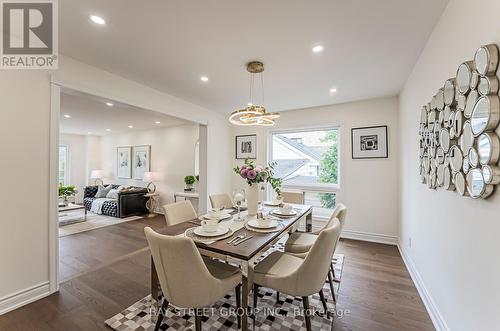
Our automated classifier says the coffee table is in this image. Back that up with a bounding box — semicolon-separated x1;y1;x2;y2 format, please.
58;203;87;226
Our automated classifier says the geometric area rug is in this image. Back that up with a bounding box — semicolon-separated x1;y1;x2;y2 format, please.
105;254;344;331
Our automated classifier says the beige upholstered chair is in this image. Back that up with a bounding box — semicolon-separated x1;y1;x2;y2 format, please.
163;200;197;226
252;220;341;331
145;227;242;331
209;193;234;209
281;190;305;204
284;203;347;302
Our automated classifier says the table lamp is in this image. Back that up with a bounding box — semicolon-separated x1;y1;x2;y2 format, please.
90;170;104;185
142;171;159;193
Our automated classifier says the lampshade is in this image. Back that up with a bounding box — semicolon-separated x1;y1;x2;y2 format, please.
90;170;104;179
143;171;159;182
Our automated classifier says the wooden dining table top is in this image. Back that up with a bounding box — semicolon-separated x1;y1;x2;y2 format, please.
156;204;312;261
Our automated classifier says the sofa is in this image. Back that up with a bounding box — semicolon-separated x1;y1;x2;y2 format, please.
83;185;149;218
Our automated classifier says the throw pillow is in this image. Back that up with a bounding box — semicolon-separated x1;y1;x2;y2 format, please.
106;189;120;199
95;184;113;198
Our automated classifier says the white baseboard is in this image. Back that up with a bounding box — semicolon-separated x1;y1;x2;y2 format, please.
0;282;51;315
340;229;398;245
397;244;449;331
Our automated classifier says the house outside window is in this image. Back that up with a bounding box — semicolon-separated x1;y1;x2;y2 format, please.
270;128;339;219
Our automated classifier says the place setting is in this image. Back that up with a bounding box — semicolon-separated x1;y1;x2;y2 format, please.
244;213;285;233
185;208;235;244
270;203;298;218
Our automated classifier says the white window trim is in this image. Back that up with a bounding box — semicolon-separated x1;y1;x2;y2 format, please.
59;144;69;186
267;125;341;193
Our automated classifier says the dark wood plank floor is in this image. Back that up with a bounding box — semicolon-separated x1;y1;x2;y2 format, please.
0;216;435;331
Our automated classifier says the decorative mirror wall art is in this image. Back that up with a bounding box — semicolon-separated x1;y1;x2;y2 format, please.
419;44;500;199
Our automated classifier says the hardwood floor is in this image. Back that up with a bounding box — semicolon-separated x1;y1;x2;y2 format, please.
0;216;435;331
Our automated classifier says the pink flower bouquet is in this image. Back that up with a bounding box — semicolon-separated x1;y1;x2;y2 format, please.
234;159;282;195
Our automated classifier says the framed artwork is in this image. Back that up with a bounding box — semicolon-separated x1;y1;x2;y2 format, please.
236;134;257;159
133;145;151;179
351;125;388;159
117;146;132;178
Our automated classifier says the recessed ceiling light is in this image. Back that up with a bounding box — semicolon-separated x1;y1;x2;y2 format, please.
329;88;337;93
312;45;324;53
128;125;133;129
105;102;114;107
90;15;106;25
87;131;93;135
63;114;71;118
155;121;161;124
105;128;111;132
200;76;209;82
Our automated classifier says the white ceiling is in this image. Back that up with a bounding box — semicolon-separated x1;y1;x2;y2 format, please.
60;89;190;136
59;0;449;114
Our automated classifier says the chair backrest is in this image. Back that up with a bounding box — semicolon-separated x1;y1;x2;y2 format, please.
324;203;347;231
209;193;233;209
163;200;197;226
144;227;219;308
281;190;305;204
294;219;341;296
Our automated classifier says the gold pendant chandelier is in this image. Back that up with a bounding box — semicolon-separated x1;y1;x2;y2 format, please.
229;61;280;126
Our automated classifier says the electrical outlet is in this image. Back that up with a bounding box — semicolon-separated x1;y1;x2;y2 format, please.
409;237;412;248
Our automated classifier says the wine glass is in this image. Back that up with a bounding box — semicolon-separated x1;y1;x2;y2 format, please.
232;189;245;221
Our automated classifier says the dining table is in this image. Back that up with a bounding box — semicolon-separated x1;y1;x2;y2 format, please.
150;203;313;331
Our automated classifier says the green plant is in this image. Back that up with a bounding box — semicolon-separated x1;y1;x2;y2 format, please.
184;175;196;185
318;131;338;208
58;184;77;198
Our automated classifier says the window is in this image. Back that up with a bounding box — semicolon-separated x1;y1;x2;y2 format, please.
58;145;68;186
270;128;339;218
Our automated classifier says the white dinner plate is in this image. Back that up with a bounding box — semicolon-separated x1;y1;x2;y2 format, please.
263;201;282;206
247;219;279;229
193;225;230;237
200;213;232;221
271;209;297;217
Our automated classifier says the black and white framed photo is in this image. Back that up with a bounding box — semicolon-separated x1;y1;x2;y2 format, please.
351;125;388;159
117;146;132;178
235;134;257;159
132;145;151;179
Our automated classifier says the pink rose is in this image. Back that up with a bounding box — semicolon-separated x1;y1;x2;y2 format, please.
240;168;248;178
255;166;263;172
247;169;257;180
241;165;247;170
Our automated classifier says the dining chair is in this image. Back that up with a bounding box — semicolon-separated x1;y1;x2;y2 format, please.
163;200;197;226
144;227;242;331
281;190;305;204
251;220;341;331
209;193;234;209
284;203;347;302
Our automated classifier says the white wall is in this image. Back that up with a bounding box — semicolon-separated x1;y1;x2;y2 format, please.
231;96;399;243
399;0;500;329
0;55;232;313
0;70;51;311
100;125;199;210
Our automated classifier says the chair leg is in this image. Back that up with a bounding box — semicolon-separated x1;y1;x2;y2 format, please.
318;289;329;319
235;285;241;329
195;308;202;331
327;271;337;303
331;262;336;279
154;298;169;331
253;284;259;329
302;296;312;331
276;291;280;302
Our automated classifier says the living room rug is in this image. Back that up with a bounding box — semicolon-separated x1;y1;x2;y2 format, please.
59;213;143;237
105;253;344;331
